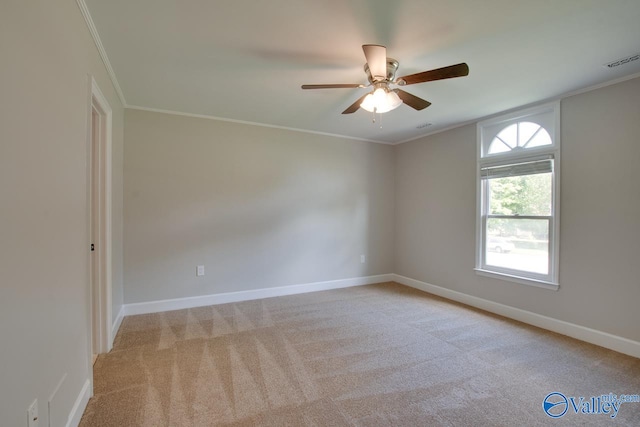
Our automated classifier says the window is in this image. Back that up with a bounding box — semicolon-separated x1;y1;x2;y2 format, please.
476;102;560;289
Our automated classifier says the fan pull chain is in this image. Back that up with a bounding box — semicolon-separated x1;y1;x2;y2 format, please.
371;108;383;129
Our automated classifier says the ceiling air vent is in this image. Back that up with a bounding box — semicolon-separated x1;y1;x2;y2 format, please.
604;53;640;69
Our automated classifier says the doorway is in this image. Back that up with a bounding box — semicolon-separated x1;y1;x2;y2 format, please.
87;77;113;363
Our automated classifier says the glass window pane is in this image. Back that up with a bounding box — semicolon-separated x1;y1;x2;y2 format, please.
486;121;552;156
488;172;552;216
488;139;511;154
486;218;549;275
518;122;540;147
525;128;552;148
496;124;517;148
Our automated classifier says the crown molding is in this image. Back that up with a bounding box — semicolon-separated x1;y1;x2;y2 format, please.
395;71;640;146
76;0;127;107
126;105;394;145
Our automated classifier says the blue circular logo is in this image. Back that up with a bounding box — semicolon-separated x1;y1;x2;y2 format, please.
543;392;568;418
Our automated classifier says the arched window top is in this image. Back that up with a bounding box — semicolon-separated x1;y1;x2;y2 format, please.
488;121;552;154
479;102;558;158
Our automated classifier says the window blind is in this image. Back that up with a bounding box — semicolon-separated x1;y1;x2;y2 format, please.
481;157;553;180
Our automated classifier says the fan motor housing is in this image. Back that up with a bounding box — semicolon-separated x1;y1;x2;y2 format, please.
364;58;399;83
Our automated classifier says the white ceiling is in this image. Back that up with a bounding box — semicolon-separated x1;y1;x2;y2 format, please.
83;0;640;144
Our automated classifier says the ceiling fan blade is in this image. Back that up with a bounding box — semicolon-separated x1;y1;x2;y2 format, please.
301;83;365;89
398;63;469;85
362;44;387;81
342;93;370;114
394;89;431;110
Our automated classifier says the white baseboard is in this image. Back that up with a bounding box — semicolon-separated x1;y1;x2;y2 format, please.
392;274;640;359
123;274;394;316
66;378;91;427
111;305;124;340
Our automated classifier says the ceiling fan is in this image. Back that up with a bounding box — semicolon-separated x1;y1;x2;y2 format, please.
302;44;469;115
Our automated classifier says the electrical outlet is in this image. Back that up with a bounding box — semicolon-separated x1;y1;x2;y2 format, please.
27;399;38;427
360;254;366;263
196;265;205;276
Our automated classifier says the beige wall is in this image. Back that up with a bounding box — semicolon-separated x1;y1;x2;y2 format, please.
123;110;395;303
0;1;124;426
395;76;640;342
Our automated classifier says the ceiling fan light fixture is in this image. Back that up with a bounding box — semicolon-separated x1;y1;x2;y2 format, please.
302;44;467;115
360;86;402;113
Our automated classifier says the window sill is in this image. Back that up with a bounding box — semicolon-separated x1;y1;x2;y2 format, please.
474;268;559;291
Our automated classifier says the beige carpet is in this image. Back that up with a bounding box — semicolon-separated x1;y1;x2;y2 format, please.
80;282;640;426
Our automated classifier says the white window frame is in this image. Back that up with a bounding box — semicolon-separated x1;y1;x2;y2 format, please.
475;102;560;290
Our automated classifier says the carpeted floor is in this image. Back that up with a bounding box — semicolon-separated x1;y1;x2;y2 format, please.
80;282;640;426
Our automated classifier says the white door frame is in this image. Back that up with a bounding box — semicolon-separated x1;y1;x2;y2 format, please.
86;76;113;362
